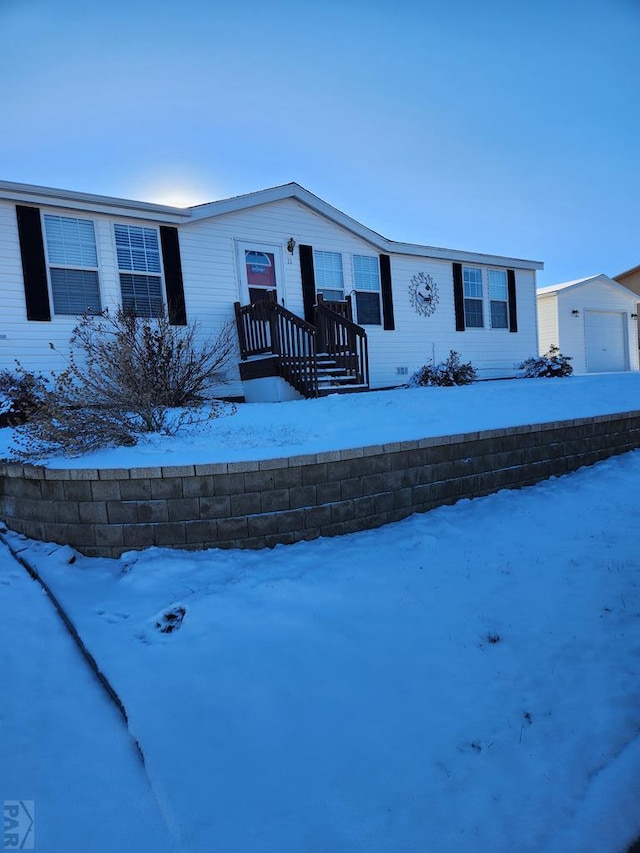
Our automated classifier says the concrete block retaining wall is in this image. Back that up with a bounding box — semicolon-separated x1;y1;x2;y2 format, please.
1;411;639;558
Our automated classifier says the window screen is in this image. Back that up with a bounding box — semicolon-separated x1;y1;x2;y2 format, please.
115;224;164;316
314;250;344;301
353;255;381;324
463;266;484;328
489;269;509;329
43;214;101;315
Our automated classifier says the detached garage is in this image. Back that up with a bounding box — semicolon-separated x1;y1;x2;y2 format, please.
537;274;639;374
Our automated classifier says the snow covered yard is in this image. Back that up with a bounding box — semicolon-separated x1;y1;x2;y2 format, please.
4;449;640;852
1;372;639;468
1;373;640;852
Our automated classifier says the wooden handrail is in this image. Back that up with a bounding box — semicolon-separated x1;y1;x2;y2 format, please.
234;300;319;398
234;296;369;398
317;293;353;321
315;300;370;389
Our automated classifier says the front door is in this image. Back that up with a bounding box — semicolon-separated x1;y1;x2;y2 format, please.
237;242;283;305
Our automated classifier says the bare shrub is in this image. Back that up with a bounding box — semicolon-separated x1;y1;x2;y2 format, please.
13;309;237;458
0;367;47;426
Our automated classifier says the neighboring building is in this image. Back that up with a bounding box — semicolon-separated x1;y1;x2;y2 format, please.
614;264;640;298
537;274;639;374
613;265;640;349
0;180;543;400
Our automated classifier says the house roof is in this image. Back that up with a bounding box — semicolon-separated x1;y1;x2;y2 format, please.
0;179;191;224
537;274;603;295
613;263;640;281
0;178;544;271
537;273;639;300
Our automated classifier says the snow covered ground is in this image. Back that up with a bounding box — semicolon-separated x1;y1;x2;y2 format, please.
2;450;639;852
1;373;640;851
0;372;639;468
0;544;173;852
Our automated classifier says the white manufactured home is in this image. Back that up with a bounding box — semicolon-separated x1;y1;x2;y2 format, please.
0;180;543;401
537;275;640;374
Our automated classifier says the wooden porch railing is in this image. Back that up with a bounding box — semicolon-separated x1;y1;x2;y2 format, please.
234;294;276;357
234;298;319;398
234;294;369;397
319;293;353;321
315;297;369;388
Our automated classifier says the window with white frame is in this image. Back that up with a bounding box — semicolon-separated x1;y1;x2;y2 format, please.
353;254;381;325
114;224;164;317
314;250;344;302
43;214;101;314
463;266;484;328
489;269;509;329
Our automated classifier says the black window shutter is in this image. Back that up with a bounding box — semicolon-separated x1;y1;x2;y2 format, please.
379;254;395;330
16;205;51;321
507;269;518;333
453;262;465;331
160;226;187;325
299;244;316;323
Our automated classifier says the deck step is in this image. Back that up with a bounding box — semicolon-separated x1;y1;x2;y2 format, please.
317;369;351;379
317;374;360;384
317;383;369;396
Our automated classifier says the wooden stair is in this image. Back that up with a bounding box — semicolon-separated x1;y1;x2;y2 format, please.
235;296;369;399
316;355;369;396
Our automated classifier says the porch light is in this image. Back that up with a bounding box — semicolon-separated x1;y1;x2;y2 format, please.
287;237;296;254
571;309;580;316
632;313;638;320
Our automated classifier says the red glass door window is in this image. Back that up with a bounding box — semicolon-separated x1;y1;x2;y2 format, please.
246;250;276;302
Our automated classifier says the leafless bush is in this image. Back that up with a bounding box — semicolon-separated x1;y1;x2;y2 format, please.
12;309;237;458
0;367;47;426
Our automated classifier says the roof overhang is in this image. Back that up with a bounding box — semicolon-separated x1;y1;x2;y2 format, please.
0;180;190;224
187;182;544;269
0;179;544;269
614;263;640;281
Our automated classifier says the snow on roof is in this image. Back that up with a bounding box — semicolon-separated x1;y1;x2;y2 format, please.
537;274;604;295
537;273;640;301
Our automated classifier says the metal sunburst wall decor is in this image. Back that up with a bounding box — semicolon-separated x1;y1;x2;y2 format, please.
409;272;439;316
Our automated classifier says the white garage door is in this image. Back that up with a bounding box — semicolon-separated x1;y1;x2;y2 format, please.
585;311;628;373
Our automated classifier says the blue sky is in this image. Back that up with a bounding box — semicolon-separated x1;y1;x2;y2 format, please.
1;0;638;285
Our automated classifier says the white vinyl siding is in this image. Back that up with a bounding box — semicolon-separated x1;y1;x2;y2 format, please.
536;295;558;357
314;250;344;302
114;224;163;316
489;269;509;329
463;266;484;328
353;254;381;325
43;214;101;314
0;192;543;390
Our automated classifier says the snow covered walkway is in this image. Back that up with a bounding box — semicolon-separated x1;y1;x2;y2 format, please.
0;543;175;853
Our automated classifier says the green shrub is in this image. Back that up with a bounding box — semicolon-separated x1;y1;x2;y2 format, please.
410;350;477;387
519;345;573;378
